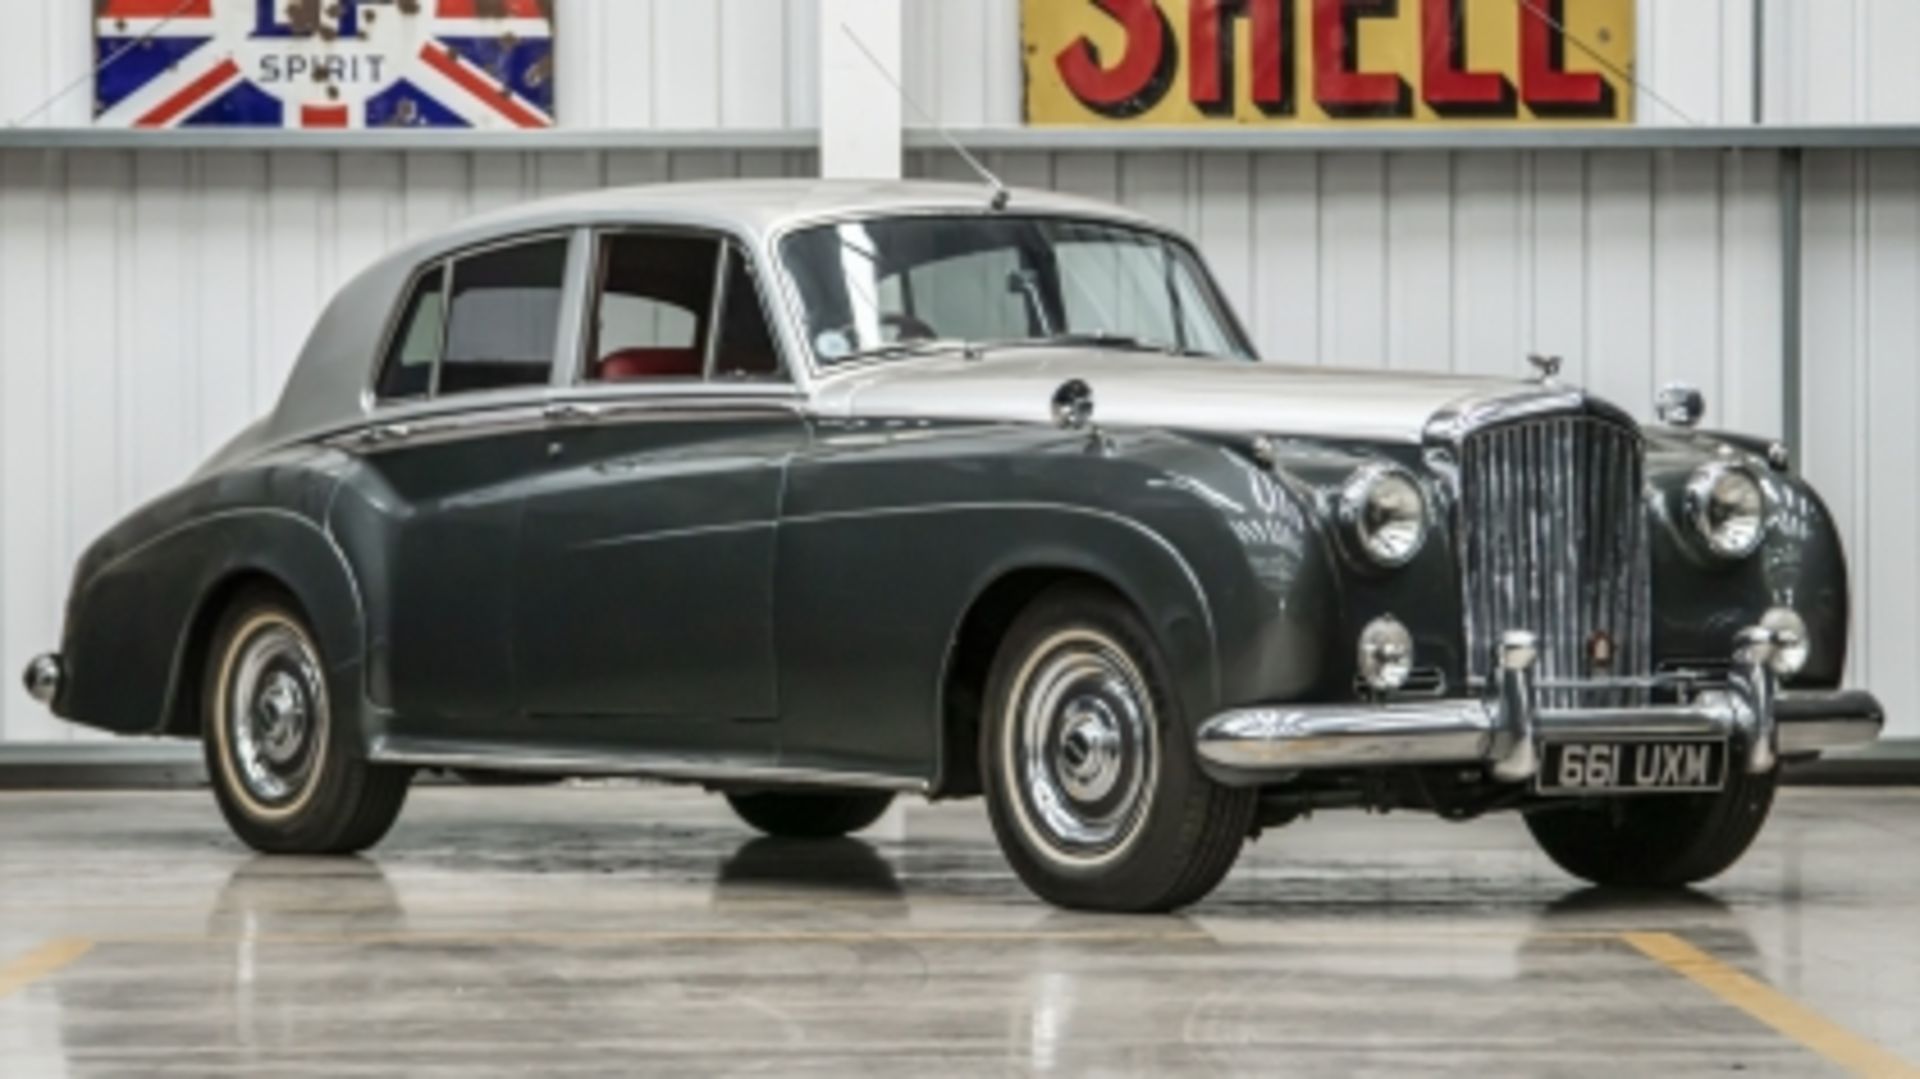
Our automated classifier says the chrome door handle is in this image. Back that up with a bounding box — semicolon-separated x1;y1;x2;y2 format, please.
357;422;412;447
543;402;603;424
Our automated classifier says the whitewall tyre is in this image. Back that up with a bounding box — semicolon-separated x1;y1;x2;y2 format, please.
981;584;1255;912
203;588;411;855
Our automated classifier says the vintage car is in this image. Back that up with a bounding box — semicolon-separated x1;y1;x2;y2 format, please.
22;180;1883;912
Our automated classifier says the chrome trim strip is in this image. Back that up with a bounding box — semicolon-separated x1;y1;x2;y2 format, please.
550;226;595;390
577;520;773;550
703;242;731;380
369;737;927;792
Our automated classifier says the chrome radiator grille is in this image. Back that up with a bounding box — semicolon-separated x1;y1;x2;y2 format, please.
1456;415;1651;706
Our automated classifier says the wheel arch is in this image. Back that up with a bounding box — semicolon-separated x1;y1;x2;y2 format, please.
61;507;367;740
932;560;1197;799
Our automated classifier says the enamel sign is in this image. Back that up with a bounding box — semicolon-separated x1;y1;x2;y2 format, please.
1025;0;1634;125
94;0;555;129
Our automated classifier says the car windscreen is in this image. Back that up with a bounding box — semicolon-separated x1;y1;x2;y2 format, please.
779;215;1254;365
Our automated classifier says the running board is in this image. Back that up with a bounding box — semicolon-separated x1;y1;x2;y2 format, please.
367;736;929;793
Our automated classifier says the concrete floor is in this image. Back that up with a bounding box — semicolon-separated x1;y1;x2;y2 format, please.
1;786;1916;1077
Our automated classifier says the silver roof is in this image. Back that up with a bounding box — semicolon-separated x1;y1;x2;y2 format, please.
390;179;1161;268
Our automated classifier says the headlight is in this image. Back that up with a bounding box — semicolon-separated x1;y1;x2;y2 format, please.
1339;464;1428;567
1686;462;1768;559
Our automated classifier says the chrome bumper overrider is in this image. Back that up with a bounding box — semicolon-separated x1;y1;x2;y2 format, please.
1197;627;1883;785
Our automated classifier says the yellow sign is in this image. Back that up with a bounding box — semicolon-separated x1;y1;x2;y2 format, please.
1024;0;1634;125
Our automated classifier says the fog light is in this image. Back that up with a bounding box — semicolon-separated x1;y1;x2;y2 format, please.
1760;608;1809;677
1358;616;1414;693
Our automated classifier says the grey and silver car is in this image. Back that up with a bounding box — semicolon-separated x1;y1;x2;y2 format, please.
21;179;1882;911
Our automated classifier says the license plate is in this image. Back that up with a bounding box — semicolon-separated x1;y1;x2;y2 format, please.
1537;739;1728;794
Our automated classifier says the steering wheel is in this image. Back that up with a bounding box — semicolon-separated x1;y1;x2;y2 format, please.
880;312;939;342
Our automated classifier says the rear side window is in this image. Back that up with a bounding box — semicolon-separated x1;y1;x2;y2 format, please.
373;235;568;401
376;266;446;400
441;238;569;394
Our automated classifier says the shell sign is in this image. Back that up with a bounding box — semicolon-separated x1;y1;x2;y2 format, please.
1024;0;1634;125
94;0;555;129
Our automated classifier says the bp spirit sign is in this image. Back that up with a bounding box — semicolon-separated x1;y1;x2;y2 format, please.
94;0;554;129
1025;0;1633;125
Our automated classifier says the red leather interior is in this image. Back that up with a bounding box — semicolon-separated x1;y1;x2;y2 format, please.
596;347;702;381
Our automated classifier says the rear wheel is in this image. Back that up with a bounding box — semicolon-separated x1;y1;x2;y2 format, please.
725;790;895;838
202;588;411;855
981;584;1255;912
1524;765;1778;888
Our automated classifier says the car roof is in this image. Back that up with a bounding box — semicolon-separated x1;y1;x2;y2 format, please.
384;178;1165;268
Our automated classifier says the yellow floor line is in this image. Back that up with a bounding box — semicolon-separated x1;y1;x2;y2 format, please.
0;938;93;999
1623;931;1920;1078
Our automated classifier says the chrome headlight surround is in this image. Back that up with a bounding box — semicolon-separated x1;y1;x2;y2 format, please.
1338;463;1429;568
1685;461;1768;560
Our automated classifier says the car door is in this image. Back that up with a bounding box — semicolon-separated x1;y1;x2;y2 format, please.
348;231;582;738
512;230;804;752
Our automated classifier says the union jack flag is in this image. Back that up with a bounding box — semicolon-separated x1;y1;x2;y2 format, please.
94;0;554;129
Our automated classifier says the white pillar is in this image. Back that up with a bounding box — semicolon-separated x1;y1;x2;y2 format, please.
819;0;904;179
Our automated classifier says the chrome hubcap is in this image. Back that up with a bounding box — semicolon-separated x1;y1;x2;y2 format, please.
253;671;309;766
228;622;326;807
1010;631;1157;861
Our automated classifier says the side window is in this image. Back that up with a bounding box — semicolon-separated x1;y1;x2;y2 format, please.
438;237;569;395
374;265;446;400
712;248;783;380
590;233;720;381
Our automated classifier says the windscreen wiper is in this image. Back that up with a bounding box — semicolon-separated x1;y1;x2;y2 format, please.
838;338;978;363
979;332;1207;357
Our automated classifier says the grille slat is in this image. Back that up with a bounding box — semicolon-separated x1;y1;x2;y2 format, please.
1458;414;1650;707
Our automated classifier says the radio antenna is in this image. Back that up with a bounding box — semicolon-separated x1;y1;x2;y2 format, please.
838;22;1011;211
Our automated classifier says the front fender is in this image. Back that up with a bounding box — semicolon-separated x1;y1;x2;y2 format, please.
1646;431;1851;684
774;422;1348;780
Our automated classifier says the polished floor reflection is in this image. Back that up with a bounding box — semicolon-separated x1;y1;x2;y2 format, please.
1;785;1917;1076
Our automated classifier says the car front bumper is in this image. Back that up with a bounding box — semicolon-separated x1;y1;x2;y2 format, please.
1196;626;1884;787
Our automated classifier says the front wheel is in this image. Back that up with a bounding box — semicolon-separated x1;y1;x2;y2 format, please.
203;588;412;855
981;584;1255;912
1524;765;1778;888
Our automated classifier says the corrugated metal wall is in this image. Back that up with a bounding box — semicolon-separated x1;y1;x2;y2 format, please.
1799;151;1920;744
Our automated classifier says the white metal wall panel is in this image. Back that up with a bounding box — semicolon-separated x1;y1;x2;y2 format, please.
0;0;823;130
1800;150;1920;740
0;146;816;743
1765;0;1920;123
